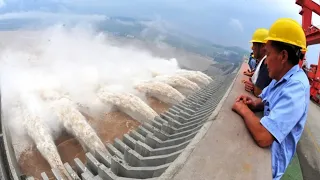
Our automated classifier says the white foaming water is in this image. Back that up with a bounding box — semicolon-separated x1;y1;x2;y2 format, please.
97;86;158;123
176;69;213;82
134;81;185;105
148;58;180;77
9;94;70;179
154;74;200;96
175;69;212;87
0;24;205;177
41;90;109;157
21;105;70;179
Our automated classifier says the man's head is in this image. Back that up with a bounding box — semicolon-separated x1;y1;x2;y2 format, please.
264;18;306;80
250;28;269;60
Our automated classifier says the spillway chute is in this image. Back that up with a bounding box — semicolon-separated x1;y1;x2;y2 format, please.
175;69;212;87
154;74;200;96
134;80;185;105
176;69;213;82
17;101;71;179
0;26;226;179
41;90;110;158
97;87;158;123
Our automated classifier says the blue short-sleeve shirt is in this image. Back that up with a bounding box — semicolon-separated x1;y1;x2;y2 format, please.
259;65;310;180
248;56;257;71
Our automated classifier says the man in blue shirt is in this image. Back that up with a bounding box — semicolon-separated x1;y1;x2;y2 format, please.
249;52;256;71
247;52;256;72
231;18;310;180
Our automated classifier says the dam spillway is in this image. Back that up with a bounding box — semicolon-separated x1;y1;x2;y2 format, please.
0;72;237;180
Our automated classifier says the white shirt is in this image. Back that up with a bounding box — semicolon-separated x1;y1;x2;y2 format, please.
252;55;267;84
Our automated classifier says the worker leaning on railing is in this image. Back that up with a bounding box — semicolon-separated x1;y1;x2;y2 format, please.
247;52;256;73
243;28;272;96
232;18;310;180
244;30;267;77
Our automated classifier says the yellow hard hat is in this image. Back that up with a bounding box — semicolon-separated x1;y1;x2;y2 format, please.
264;18;307;51
250;28;269;43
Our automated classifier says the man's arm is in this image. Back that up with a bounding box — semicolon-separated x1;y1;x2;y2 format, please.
239;93;264;111
234;88;268;147
239;80;307;148
251;98;264;111
252;86;262;97
236;105;274;147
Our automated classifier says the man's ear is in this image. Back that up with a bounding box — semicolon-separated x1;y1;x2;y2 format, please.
280;50;289;64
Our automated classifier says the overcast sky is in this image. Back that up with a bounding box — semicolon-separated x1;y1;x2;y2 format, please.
0;0;319;65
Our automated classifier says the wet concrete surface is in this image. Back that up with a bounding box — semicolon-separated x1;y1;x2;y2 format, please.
18;97;170;179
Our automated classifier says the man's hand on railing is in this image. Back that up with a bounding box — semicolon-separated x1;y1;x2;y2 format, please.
243;79;254;93
233;94;264;112
235;94;256;110
243;70;254;77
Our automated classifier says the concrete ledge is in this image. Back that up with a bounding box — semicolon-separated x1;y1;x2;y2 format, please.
168;63;272;180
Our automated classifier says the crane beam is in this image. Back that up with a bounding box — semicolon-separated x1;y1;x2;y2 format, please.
296;0;320;46
299;6;312;29
306;27;320;45
296;0;320;16
296;0;320;106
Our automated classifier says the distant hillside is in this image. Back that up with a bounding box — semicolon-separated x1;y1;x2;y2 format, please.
0;15;248;67
97;16;249;64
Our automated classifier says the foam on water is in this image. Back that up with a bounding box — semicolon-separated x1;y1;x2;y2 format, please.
41;90;109;157
175;69;212;87
134;80;185;105
154;74;200;96
0;24;211;178
97;86;158;123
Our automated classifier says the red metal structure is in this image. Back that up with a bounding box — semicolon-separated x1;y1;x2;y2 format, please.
296;0;320;103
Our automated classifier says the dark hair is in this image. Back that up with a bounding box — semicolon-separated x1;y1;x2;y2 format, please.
253;42;264;48
270;41;304;65
253;42;265;59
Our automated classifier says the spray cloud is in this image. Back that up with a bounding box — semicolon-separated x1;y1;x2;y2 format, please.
0;23;185;173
